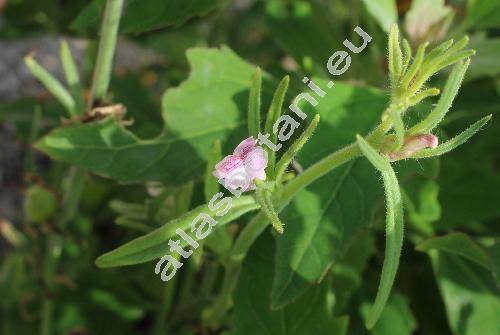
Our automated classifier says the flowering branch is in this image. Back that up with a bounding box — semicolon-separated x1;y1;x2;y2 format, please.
206;24;490;328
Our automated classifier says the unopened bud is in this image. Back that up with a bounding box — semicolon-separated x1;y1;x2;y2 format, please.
388;134;438;161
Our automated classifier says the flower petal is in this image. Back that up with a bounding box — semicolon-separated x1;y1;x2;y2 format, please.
222;166;252;192
213;155;244;179
244;146;268;180
233;136;257;157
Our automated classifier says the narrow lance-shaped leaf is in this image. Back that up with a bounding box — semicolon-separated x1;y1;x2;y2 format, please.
60;40;84;114
95;195;260;268
264;76;290;174
441;36;470;60
407;87;440;106
411;115;491;159
275;114;320;184
401;38;412;75
248;68;262;138
401;42;428;90
409;38;474;96
388;24;403;87
414;38;463;91
410;60;470;135
24;56;76;115
436;49;475;72
421;38;454;68
356;135;404;329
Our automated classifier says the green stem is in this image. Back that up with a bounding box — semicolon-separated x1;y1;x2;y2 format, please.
58;167;85;229
200;261;219;298
203;261;241;327
40;235;63;335
40;300;53;335
151;278;177;335
24;106;42;175
88;0;124;108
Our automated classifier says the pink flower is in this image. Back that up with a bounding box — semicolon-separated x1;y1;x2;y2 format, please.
388;134;439;161
213;137;268;192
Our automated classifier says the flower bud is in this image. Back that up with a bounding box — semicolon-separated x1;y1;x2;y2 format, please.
388;134;438;161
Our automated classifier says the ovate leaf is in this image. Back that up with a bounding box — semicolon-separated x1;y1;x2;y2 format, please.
331;231;377;313
271;160;382;308
403;180;441;236
437;82;500;229
233;233;346;335
72;0;227;33
120;0;227;33
427;251;500;335
417;233;500;287
417;233;491;269
36;46;258;185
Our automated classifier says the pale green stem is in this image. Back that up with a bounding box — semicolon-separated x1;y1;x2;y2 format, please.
88;0;124;108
